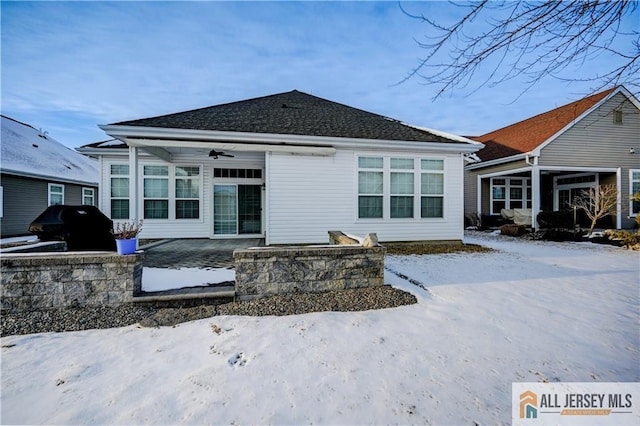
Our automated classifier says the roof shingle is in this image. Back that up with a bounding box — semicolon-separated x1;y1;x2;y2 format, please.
113;90;465;144
471;87;616;161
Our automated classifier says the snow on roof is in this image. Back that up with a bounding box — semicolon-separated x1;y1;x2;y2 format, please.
405;124;484;146
1;115;98;185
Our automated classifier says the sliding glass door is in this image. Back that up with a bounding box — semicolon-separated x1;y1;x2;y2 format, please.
214;184;262;236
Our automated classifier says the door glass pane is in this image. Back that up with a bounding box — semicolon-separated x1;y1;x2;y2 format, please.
238;185;262;234
558;189;570;208
214;185;237;235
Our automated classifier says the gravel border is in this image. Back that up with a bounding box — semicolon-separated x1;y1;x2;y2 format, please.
1;286;417;336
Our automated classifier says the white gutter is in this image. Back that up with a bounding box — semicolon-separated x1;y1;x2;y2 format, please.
99;125;482;154
465;153;528;170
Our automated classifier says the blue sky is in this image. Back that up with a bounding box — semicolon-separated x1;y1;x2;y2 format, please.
2;1;638;148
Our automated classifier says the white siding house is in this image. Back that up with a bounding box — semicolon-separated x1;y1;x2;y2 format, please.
80;90;481;244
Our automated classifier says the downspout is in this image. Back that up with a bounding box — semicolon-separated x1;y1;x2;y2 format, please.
526;152;541;230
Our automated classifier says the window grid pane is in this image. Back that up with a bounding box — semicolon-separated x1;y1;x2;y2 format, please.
358;196;383;218
391;172;414;194
358;171;383;194
176;179;199;198
422;196;443;218
358;157;383;168
421;173;444;195
111;164;129;175
390;158;413;169
144;165;169;176
144;200;168;219
111;200;129;220
421;159;444;170
176;166;199;177
111;178;129;197
391;196;413;218
83;189;95;205
176;200;199;219
492;186;506;200
144;179;168;198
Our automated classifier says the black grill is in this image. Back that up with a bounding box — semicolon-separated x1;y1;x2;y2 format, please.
28;205;116;251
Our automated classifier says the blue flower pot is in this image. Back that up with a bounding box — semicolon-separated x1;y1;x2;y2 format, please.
116;238;137;255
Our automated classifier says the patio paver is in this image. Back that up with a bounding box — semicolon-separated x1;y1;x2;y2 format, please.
141;238;264;269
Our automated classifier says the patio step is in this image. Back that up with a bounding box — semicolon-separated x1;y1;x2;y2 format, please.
132;285;235;303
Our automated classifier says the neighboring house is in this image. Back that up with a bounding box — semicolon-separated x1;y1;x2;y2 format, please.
1;115;99;237
464;86;640;230
79;90;481;244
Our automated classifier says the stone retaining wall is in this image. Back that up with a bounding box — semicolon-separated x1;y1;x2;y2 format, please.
1;252;142;312
234;245;385;300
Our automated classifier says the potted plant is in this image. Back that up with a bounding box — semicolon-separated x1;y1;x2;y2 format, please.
113;220;143;255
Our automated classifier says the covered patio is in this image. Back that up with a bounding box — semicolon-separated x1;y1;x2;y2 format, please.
475;167;622;230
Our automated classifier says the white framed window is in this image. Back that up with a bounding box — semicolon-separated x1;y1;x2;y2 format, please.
630;169;640;216
490;177;531;214
390;158;414;218
143;165;169;219
110;164;129;219
82;187;95;205
357;156;446;220
614;109;623;124
421;159;444;218
175;166;200;219
358;157;384;219
48;183;64;205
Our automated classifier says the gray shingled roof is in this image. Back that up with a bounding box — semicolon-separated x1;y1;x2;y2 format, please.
113;90;463;144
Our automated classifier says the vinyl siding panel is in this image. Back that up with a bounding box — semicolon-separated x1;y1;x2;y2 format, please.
539;93;639;168
0;174;98;237
266;149;465;244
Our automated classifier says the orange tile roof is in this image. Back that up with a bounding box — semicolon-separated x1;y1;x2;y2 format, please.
472;87;616;161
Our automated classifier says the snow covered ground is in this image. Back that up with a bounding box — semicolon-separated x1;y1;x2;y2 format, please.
142;267;235;292
2;233;638;425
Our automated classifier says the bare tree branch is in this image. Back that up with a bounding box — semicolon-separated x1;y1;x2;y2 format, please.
400;1;640;99
571;184;618;235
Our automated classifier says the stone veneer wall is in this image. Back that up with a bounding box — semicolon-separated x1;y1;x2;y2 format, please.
1;252;142;312
234;245;385;300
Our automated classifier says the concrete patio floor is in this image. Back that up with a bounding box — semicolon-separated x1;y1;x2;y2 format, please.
140;238;264;269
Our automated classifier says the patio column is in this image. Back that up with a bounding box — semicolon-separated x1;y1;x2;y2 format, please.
531;165;541;230
616;167;622;229
129;146;139;221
